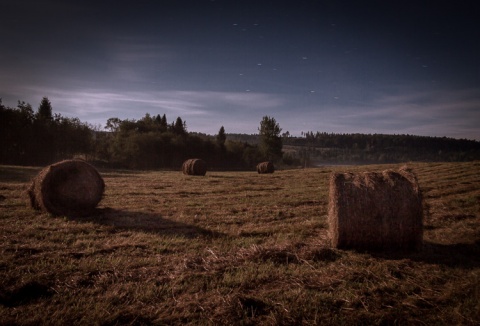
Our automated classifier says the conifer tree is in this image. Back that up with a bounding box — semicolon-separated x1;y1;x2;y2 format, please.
37;96;53;121
216;126;226;147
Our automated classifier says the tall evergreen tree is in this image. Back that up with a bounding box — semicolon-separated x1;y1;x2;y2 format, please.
172;117;186;135
158;114;168;131
216;126;226;147
37;96;53;121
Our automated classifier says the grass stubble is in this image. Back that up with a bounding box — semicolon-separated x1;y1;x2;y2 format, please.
0;162;479;325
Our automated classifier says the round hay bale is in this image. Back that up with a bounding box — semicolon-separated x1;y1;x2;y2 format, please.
27;159;105;216
182;158;207;176
328;166;423;252
256;161;274;174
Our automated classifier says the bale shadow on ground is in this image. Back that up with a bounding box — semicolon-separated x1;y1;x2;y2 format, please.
69;207;225;239
370;240;480;269
0;280;54;308
0;166;40;183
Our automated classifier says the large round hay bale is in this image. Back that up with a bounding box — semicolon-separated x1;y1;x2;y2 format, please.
28;159;105;216
328;166;423;252
256;161;274;174
182;158;207;176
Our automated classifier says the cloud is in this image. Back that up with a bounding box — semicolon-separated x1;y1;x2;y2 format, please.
302;87;480;139
2;71;478;139
102;38;175;83
3;85;284;132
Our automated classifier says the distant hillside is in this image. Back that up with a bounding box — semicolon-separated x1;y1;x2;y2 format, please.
226;133;260;144
280;132;480;165
226;132;480;166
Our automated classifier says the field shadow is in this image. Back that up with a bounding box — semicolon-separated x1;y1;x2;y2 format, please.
371;240;480;269
0;166;40;183
70;207;225;238
414;241;480;268
0;280;54;308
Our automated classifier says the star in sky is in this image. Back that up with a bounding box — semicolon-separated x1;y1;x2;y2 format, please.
0;1;479;140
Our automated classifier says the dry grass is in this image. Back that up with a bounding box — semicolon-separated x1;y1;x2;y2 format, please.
0;162;479;325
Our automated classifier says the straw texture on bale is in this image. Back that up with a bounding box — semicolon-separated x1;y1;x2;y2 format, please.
182;158;207;176
28;159;104;216
328;166;423;251
257;161;274;174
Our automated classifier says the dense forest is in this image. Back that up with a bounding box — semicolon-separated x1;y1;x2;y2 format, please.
1;97;479;169
281;131;480;166
0;98;93;166
0;98;277;170
218;132;480;167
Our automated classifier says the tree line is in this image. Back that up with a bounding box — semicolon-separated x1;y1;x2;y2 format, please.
94;114;282;170
0;97;93;166
0;97;282;169
283;131;480;166
1;97;479;169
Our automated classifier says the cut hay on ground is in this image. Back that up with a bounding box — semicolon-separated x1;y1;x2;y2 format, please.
182;158;207;176
256;161;274;174
328;166;423;251
28;159;105;216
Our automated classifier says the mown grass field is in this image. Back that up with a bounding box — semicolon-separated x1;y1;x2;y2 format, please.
0;162;479;325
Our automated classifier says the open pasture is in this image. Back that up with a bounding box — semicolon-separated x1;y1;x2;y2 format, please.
0;162;479;325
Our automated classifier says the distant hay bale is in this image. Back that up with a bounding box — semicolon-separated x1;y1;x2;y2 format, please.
28;159;104;216
182;158;207;176
328;166;423;251
257;161;274;174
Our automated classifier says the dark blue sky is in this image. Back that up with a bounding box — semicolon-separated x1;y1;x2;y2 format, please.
1;0;479;139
